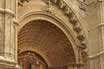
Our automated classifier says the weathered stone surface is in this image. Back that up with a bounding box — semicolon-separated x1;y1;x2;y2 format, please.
1;0;104;69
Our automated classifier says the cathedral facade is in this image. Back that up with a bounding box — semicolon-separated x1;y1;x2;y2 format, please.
0;0;103;69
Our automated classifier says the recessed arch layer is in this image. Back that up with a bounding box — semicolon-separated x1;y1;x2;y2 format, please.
17;0;87;68
18;19;77;67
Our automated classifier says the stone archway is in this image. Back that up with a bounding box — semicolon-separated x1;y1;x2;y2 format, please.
18;16;87;69
18;20;77;69
17;0;87;69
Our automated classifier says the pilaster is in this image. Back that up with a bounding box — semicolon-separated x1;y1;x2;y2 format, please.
0;0;20;69
97;0;104;69
88;0;104;69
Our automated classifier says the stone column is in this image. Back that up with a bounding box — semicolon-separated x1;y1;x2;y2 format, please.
87;0;104;69
0;0;20;69
88;0;104;69
97;0;104;69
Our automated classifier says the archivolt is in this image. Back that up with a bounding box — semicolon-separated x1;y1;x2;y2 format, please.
18;11;81;63
18;0;87;57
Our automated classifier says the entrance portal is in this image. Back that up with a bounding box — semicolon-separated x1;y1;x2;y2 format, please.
18;20;76;69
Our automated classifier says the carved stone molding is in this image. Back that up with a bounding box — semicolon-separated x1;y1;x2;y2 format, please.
0;8;15;17
88;50;104;59
78;0;87;11
73;24;82;33
47;0;87;50
81;49;88;57
13;18;19;26
17;0;87;62
44;0;87;57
